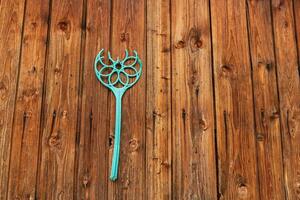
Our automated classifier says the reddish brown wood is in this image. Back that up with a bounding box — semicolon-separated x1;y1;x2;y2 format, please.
211;0;259;199
171;0;217;199
107;0;146;199
146;0;172;199
7;0;50;198
246;0;285;199
75;0;111;199
36;0;84;198
295;0;300;59
271;0;300;199
0;1;26;199
0;1;299;199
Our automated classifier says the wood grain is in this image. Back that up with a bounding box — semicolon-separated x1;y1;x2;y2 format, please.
7;0;50;199
146;0;171;199
171;0;217;199
0;1;300;199
271;0;300;199
295;0;300;60
107;0;146;199
246;0;285;199
75;0;111;199
211;0;259;199
36;0;83;199
0;1;26;199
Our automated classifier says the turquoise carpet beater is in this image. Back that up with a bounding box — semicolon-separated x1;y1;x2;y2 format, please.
94;49;142;181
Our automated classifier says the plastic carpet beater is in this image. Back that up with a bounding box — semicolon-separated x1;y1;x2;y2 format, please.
94;49;142;181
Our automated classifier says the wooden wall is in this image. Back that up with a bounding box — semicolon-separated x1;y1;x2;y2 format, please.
0;0;299;199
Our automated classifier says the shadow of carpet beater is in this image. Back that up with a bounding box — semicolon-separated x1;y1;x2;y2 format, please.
94;49;142;181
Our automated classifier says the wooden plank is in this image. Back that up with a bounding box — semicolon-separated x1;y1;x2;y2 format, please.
0;1;26;199
107;0;146;199
271;0;300;199
246;0;285;199
36;0;83;199
210;0;259;199
146;0;171;199
7;0;50;198
295;0;300;59
75;0;111;199
171;0;217;199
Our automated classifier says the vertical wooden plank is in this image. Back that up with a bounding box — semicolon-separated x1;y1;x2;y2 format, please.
37;0;83;199
210;0;259;199
146;0;171;199
271;0;300;199
171;0;217;199
107;0;146;199
295;0;300;59
246;0;285;199
75;0;111;199
0;1;26;199
7;0;50;198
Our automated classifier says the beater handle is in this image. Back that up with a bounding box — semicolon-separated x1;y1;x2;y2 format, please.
110;93;123;181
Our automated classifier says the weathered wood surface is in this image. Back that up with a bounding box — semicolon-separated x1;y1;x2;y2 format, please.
271;0;300;199
108;0;146;199
171;0;217;199
75;0;111;199
211;0;259;199
0;0;26;199
1;0;299;199
36;0;83;199
8;0;50;199
246;0;285;199
146;0;171;199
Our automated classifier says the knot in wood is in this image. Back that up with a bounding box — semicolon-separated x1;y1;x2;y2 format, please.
0;80;8;99
30;22;37;30
82;174;90;188
28;66;37;74
120;32;129;42
258;62;273;71
129;138;139;152
54;67;62;74
220;63;235;78
283;20;289;28
57;20;69;31
188;28;203;52
256;133;264;141
181;108;187;119
122;177;130;189
0;81;6;91
24;110;32;118
194;40;202;48
175;40;186;49
48;134;62;149
221;64;233;72
270;109;280;119
109;135;114;148
237;184;248;199
21;88;39;100
199;116;208;131
57;20;71;39
161;160;170;168
61;110;68;118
